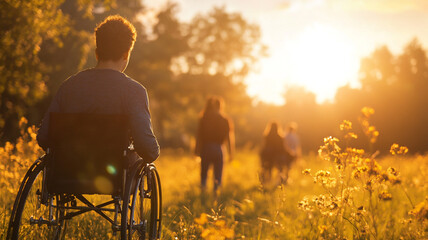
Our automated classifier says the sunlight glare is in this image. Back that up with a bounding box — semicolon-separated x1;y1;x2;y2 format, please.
289;23;359;102
246;23;359;105
246;73;287;105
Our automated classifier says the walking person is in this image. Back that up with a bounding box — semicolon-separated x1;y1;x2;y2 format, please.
260;121;287;185
284;122;301;160
195;96;234;193
279;122;301;184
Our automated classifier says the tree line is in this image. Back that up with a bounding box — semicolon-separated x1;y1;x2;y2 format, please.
1;0;428;155
243;39;428;155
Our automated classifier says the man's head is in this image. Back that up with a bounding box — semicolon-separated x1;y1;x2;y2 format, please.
204;96;224;114
95;15;136;70
288;122;298;133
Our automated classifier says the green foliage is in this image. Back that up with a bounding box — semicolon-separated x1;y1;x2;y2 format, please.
335;38;428;153
0;0;68;140
125;3;190;146
180;6;266;78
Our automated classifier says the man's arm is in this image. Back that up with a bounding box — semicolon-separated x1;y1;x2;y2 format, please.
127;84;160;163
37;90;62;150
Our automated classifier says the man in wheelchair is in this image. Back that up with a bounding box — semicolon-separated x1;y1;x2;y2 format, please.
37;15;159;166
7;15;161;240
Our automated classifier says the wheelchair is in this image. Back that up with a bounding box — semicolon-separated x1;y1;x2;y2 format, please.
7;113;162;239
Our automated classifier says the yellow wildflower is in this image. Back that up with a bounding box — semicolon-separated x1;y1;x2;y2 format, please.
345;132;358;139
318;225;328;234
302;169;311;175
339;120;353;131
361;107;375;118
18;117;28;128
378;191;392;201
409;199;428;222
390;144;409;155
195;213;208;225
215;220;226;227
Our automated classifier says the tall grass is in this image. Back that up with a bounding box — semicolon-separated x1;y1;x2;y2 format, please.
0;114;427;239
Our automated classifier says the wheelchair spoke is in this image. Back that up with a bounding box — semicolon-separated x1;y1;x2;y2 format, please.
125;165;161;240
8;162;67;239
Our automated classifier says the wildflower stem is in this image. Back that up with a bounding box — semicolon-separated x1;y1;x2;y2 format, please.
342;216;360;239
257;222;262;240
322;185;337;202
368;190;378;238
400;185;415;208
360;213;378;239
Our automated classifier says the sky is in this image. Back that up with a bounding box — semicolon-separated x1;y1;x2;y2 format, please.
143;0;428;104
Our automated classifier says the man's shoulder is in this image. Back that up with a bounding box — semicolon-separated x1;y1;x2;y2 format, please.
65;69;145;88
120;75;148;99
123;74;146;91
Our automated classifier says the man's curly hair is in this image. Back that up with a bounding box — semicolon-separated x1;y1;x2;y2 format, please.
95;15;136;61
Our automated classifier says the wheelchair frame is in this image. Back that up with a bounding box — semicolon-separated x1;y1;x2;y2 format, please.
7;153;162;240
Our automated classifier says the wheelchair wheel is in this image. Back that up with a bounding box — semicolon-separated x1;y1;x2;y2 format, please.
7;159;67;240
122;164;162;240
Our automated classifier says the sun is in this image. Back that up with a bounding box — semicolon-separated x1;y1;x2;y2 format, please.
288;23;359;103
246;23;359;105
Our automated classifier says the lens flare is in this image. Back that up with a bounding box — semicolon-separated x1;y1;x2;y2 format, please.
94;176;113;193
106;164;117;175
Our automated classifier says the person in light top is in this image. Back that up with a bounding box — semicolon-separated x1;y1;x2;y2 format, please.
278;122;301;184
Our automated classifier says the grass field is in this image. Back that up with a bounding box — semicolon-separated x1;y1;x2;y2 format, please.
156;150;427;239
0;120;427;239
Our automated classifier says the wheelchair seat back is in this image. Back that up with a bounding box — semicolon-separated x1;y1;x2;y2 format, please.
47;112;130;195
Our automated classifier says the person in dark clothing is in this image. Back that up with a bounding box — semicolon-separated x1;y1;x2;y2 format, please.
195;96;234;192
260;121;287;185
37;15;159;164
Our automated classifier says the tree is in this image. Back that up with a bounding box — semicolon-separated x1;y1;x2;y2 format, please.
127;6;265;148
169;7;265;148
282;86;326;152
177;7;266;80
359;46;395;92
125;3;189;146
0;0;68;140
333;39;428;153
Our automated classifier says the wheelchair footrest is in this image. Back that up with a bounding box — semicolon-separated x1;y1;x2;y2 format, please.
131;220;147;234
29;216;56;226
